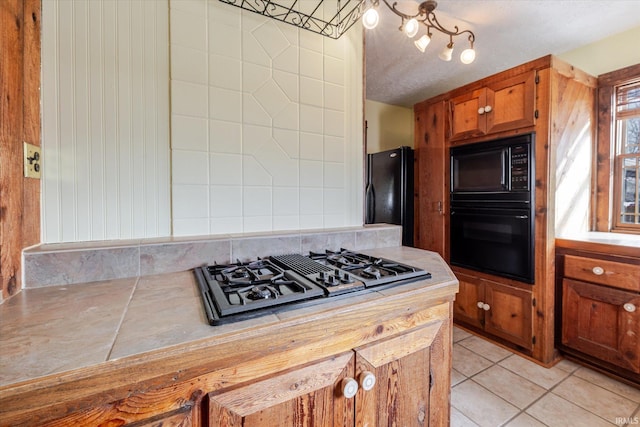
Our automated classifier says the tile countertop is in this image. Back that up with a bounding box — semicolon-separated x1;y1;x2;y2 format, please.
556;232;640;257
0;246;458;391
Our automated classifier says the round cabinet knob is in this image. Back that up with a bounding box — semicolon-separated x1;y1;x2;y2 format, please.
359;371;376;391
478;107;485;115
477;301;485;309
341;378;358;399
624;303;636;313
592;266;605;275
484;105;493;113
483;303;490;311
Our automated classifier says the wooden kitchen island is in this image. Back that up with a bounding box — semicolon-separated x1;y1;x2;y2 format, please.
0;244;458;426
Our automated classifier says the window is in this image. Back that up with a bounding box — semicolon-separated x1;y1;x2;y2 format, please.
595;64;640;233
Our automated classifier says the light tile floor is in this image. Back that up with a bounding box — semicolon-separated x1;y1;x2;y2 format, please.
451;326;640;427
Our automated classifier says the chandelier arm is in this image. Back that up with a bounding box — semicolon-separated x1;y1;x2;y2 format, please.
381;0;423;20
423;11;475;42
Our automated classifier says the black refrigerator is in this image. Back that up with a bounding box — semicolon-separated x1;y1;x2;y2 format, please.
365;146;414;246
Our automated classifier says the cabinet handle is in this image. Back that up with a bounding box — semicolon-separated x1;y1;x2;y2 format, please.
592;266;605;275
359;371;376;391
483;303;490;311
484;105;492;113
341;377;358;399
624;303;636;313
478;107;485;115
477;301;484;309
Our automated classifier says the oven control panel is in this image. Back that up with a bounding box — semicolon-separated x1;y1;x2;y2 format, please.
510;144;530;191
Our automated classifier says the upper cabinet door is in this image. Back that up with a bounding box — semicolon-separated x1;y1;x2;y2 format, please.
449;71;536;143
485;71;536;135
450;88;486;141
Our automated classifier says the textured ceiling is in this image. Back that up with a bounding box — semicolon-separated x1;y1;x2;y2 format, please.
365;0;640;107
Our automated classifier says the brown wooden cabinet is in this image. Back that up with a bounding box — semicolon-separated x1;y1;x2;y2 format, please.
413;99;448;258
557;246;640;384
8;293;455;427
449;71;536;142
413;56;597;365
453;270;533;350
207;321;450;426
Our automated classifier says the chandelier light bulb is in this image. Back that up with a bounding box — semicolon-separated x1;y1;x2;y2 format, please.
404;18;419;38
460;47;476;64
439;42;454;61
414;34;431;53
362;8;379;30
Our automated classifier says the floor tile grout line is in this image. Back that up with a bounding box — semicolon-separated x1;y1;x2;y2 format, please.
453;327;640;426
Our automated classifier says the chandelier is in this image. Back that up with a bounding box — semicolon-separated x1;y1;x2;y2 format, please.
362;0;476;64
216;0;476;63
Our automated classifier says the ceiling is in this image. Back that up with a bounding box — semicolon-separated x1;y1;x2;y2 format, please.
364;0;640;107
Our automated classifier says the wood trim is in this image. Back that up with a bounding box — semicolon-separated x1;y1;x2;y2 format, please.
595;63;640;232
0;0;41;301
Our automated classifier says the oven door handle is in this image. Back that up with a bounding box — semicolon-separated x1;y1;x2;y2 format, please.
501;149;508;190
450;210;529;219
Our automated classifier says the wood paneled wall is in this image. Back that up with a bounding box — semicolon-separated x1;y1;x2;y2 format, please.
0;0;41;301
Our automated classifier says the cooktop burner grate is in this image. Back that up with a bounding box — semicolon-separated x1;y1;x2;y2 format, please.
195;249;432;325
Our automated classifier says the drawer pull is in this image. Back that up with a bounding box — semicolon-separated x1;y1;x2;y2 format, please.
624;303;636;313
592;266;604;275
477;301;484;309
359;371;376;391
341;378;358;398
483;303;490;311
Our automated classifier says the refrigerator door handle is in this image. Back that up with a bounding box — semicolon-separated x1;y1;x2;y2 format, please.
365;184;375;223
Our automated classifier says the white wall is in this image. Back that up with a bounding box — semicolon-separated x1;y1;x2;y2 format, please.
169;1;363;236
40;0;364;243
557;26;640;77
365;100;414;154
41;0;171;243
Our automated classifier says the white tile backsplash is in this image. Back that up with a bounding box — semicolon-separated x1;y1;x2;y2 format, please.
300;132;324;160
172;150;209;185
170;0;363;237
300;76;324;107
172;81;208;118
172;115;208;151
243;156;272;186
210;153;242;185
300;48;324;79
300;160;324;187
172;45;208;85
209;54;242;91
210;120;242;153
324;55;345;85
210;87;242;122
170;8;207;51
172;185;208;218
300;105;324;133
210;186;243;218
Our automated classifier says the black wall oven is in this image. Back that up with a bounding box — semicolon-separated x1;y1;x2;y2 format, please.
449;133;535;283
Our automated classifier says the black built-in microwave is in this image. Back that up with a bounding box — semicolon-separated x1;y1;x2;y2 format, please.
450;133;533;204
449;133;535;283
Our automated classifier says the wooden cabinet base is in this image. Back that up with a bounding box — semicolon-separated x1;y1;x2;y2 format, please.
1;288;457;427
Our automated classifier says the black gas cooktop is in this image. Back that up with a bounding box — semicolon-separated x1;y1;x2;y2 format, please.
194;249;431;325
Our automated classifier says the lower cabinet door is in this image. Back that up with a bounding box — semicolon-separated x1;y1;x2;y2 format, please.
453;272;484;329
483;280;532;350
562;278;640;373
208;352;355;426
354;320;449;427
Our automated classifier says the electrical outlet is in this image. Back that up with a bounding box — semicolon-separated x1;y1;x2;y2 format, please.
24;142;41;179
